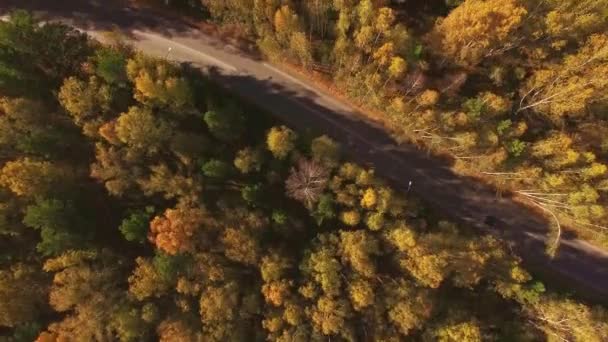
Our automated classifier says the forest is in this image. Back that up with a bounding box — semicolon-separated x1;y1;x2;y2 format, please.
0;6;607;342
153;0;608;249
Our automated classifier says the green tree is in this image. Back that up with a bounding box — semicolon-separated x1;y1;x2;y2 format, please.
0;97;67;157
0;10;91;95
94;47;128;85
204;106;245;142
119;208;154;243
202;159;232;179
313;193;336;224
23;198;85;256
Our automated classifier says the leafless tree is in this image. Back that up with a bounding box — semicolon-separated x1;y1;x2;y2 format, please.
285;158;329;208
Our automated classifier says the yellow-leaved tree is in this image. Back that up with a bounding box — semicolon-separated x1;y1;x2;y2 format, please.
427;0;527;67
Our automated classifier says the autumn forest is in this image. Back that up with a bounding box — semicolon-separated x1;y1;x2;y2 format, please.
1;1;608;342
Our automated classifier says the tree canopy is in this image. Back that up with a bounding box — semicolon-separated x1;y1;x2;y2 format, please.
0;9;606;342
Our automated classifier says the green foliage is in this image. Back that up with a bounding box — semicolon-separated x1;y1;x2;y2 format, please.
9;322;43;342
95;47;128;84
202;159;232;178
462;98;485;120
119;208;154;243
112;305;149;342
242;183;263;205
496;119;512;135
507;139;526;157
153;252;185;283
313;193;336;225
0;10;91;94
204;106;245;142
0;97;70;158
23;198;84;256
272;210;288;225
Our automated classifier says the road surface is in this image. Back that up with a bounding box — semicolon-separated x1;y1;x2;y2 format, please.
2;0;607;302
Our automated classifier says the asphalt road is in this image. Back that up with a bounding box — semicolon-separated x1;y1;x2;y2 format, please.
2;0;607;302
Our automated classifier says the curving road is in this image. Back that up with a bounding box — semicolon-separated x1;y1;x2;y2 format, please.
2;0;608;303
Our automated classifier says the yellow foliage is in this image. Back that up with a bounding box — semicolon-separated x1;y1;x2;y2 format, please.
427;0;527;67
221;228;260;265
128;257;171;301
348;279;374;311
339;230;379;277
544;0;608;41
520;34;608;121
262;280;291;306
126;53;193;109
311;296;352;336
199;282;239;322
58;76;112;126
435;321;482;342
400;247;448;288
283;302;303;325
480;91;511;116
234;147;263;174
289;31;312;66
115;107;172;153
157;318;201;342
389;225;417;251
274;5;299;44
360;188;378;209
0;158;62;197
262;315;283;333
417;89;440;107
527;295;608;342
267;125;297;159
388;57;407;78
373;42;395;66
340;210;361;226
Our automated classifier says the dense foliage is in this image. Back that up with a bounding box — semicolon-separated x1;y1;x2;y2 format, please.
0;10;607;342
183;0;608;248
